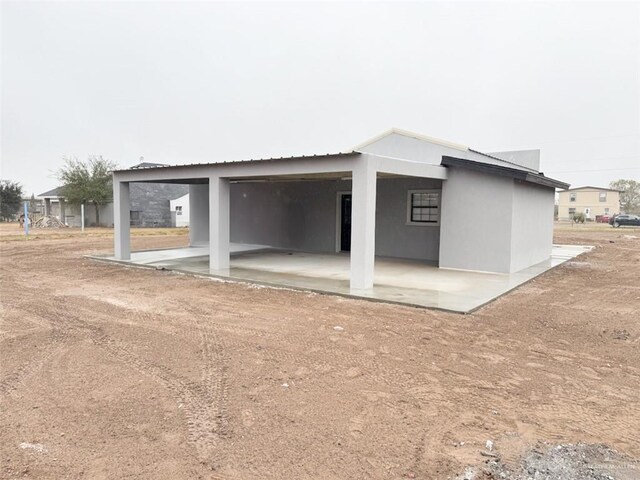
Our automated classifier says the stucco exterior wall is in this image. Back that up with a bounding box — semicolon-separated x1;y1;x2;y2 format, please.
358;133;461;165
439;168;514;273
357;132;534;172
170;194;190;227
230;177;442;261
61;203;113;227
510;181;554;272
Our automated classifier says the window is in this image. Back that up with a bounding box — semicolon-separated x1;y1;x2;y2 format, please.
568;208;576;217
599;192;607;202
605;208;610;214
175;206;182;215
407;190;440;225
569;193;577;202
130;210;141;226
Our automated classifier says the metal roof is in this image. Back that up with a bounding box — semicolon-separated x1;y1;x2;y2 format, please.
38;186;64;198
112;152;358;173
441;156;570;190
130;162;168;169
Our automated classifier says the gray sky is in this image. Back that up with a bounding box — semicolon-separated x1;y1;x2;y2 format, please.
2;1;639;195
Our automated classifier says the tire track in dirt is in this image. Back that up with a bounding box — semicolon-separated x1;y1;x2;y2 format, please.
12;296;232;472
0;340;67;398
0;307;75;399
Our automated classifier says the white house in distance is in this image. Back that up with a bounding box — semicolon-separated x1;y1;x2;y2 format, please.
170;193;190;227
104;129;583;312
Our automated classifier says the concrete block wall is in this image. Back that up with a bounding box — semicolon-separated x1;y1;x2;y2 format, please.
129;183;188;227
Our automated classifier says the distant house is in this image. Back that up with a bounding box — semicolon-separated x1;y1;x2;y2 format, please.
557;186;621;221
37;186;113;227
170;193;190;227
38;163;188;227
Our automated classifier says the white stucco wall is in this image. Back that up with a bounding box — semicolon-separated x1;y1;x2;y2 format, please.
509;181;554;272
170;194;190;227
489;149;541;171
439;168;514;273
357;132;535;172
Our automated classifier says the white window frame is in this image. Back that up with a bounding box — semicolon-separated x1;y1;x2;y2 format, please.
599;192;607;202
406;190;441;226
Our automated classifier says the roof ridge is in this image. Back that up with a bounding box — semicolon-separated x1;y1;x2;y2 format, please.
352;128;469;152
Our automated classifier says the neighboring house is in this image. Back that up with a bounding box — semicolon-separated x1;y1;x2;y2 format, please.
38;164;188;227
37;186;113;227
111;128;570;290
557;186;620;221
170;193;190;227
127;183;189;227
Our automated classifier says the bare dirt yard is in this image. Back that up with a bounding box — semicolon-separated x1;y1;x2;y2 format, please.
1;223;639;479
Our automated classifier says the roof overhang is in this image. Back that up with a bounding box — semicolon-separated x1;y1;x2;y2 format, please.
441;156;570;190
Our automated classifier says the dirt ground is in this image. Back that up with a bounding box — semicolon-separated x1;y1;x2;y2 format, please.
1;223;639;479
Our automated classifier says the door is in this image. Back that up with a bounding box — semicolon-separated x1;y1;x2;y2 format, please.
340;194;352;251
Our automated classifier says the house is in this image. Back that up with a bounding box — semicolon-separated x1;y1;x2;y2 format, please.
170;193;190;227
106;128;577;312
557;186;620;221
38;181;187;228
37;186;113;227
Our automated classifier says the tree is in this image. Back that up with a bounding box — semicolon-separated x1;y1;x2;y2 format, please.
0;180;24;221
609;179;640;214
57;156;117;226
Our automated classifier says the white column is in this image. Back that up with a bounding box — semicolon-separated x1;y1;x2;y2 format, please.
114;180;131;260
44;198;51;216
59;198;66;224
350;157;377;290
189;184;209;246
209;176;230;272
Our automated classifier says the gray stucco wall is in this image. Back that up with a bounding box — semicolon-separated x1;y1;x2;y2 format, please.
509;181;554;272
439;168;555;273
230;177;442;261
439;168;514;273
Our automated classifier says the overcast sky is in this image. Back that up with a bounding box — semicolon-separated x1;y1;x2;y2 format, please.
1;1;639;195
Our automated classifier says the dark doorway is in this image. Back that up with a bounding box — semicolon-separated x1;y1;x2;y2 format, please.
340;194;352;251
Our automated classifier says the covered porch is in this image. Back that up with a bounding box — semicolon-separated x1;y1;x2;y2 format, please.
112;152;448;292
97;244;591;313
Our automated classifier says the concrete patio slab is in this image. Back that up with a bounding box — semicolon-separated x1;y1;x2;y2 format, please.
92;244;593;313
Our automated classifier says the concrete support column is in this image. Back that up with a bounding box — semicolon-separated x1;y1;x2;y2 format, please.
44;198;51;216
350;158;377;290
114;181;131;260
189;184;209;246
209;176;230;272
59;199;66;225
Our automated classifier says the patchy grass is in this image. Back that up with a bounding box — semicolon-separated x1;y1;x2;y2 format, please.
0;224;189;242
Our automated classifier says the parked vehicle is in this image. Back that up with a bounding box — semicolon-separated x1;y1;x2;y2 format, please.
596;215;611;223
609;214;640;227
